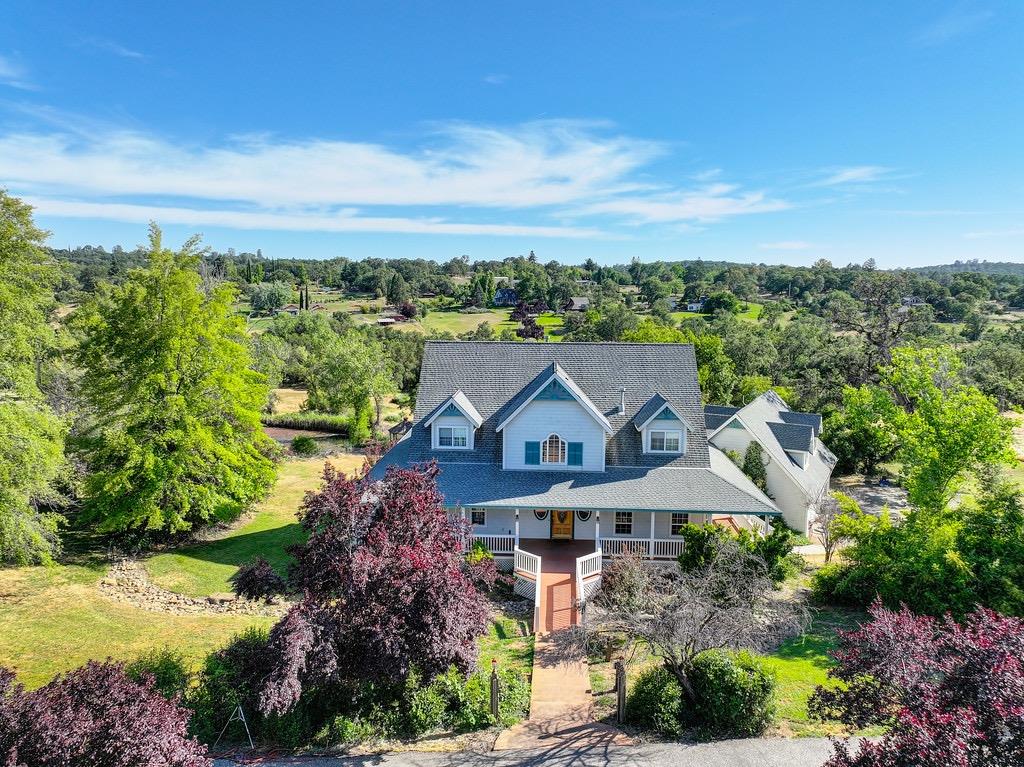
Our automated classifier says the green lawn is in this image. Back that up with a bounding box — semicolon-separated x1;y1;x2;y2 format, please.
0;561;268;689
759;607;864;736
146;455;364;597
670;301;764;325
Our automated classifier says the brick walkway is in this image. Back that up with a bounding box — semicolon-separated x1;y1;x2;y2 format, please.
494;539;631;751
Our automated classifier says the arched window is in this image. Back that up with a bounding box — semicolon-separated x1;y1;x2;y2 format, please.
542;433;566;464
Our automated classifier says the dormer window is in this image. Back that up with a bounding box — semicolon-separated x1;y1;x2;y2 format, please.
649;429;682;453
542;434;566;464
438;425;468;449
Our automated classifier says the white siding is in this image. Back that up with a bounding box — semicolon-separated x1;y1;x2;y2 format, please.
502;399;605;471
643;416;687;455
709;422;812;533
432;414;474;450
466;508;516;536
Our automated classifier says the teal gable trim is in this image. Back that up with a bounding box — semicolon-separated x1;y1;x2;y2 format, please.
535;379;574;401
525;441;540;465
726;418;744;429
653;407;678;420
440;404;462;417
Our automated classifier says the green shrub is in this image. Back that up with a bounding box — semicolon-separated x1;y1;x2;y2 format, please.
124;647;192;701
689;650;776;738
261;411;349;433
626;666;686;738
810;561;878;606
314;714;376;748
290;435;318;455
466;539;493;566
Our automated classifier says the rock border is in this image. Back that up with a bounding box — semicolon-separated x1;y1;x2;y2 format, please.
98;559;288;617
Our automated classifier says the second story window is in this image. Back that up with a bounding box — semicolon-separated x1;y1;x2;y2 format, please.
649;429;682;453
437;425;468;448
542;433;566;464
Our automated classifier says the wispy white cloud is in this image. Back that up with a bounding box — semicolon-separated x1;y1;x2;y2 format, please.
77;37;146;59
572;184;789;224
758;240;816;251
0;54;36;90
23;197;606;238
813;165;895;187
964;227;1024;239
913;5;993;46
482;73;508;85
0;117;793;236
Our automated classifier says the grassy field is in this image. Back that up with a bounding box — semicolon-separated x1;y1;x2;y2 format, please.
269;387;411;424
670;300;764;325
0;560;269;689
146;455;364;597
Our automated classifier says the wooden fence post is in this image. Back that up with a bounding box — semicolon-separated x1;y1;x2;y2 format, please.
490;658;500;720
614;659;626;724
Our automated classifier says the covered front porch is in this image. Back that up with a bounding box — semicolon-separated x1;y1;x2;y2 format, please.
458;506;770;562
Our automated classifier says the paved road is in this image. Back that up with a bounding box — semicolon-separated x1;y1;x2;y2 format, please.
214;736;846;767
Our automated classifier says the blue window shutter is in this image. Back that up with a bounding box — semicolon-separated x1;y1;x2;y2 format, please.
525;441;540;465
568;442;583;466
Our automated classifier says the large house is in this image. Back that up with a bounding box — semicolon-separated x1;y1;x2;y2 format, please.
371;342;833;559
370;342;834;628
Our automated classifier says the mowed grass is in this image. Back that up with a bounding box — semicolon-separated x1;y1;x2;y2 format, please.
0;562;268;689
146;454;364;597
759;607;864;737
670;300;764;325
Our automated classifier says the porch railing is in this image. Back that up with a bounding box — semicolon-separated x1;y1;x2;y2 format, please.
469;533;516;555
600;537;686;559
513;547;543;634
575;549;603;611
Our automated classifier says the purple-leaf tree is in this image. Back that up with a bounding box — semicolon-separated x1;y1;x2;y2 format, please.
0;661;210;767
258;462;492;715
809;600;1024;766
230;556;287;601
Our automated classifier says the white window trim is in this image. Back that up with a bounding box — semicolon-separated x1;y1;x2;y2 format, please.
541;433;567;465
670;512;690;536
470;508;486;526
614;511;633;535
435;424;470;450
648;429;683;454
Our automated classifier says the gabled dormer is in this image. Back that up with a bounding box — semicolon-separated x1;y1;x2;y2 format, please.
423;390;483;450
496;363;612;472
633;394;693;455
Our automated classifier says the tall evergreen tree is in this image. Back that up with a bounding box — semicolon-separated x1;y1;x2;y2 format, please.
0;192;67;564
73;224;277;535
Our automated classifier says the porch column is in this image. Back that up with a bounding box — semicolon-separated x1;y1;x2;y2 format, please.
514;508;520;549
459;505;467;551
595;511;601;553
649;511;656;559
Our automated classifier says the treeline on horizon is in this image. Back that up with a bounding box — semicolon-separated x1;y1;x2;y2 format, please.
47;242;1024;318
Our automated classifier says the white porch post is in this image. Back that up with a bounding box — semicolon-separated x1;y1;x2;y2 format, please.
649;511;656;559
595;511;601;553
459;505;467;551
514;508;520;548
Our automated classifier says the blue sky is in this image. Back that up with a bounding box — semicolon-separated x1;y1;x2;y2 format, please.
1;1;1022;266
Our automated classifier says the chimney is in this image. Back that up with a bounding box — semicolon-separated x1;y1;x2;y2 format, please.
619;388;626;415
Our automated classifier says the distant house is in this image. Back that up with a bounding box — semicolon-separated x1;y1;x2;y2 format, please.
575;279;596;288
901;295;926;307
494;288;519;306
685;296;708;312
562;296;591;312
377;317;397;326
275;303;301;316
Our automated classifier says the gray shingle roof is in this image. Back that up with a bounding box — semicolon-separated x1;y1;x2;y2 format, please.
767;421;814;453
779;410;822;436
705;405;740;417
369;438;779;516
632;393;669;430
728;391;835;499
407;341;709;469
